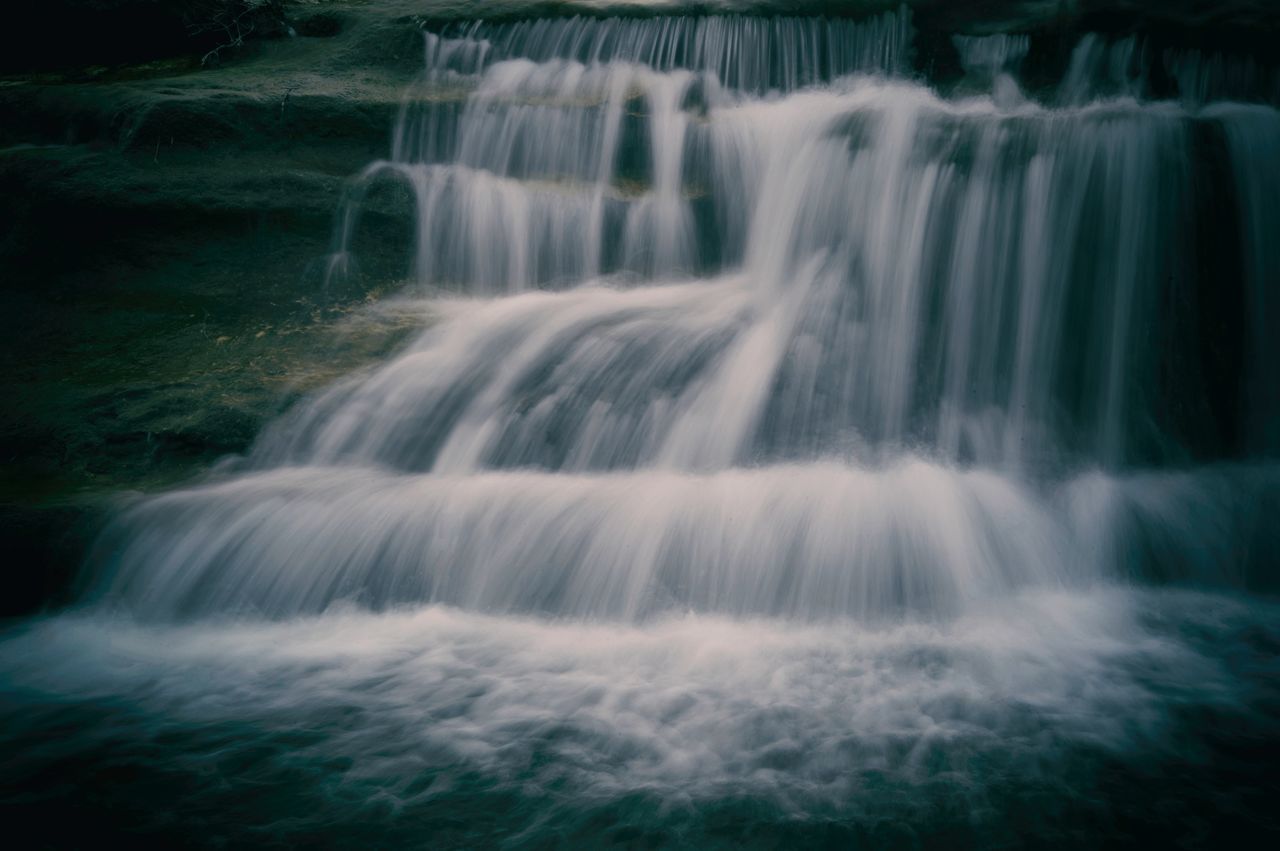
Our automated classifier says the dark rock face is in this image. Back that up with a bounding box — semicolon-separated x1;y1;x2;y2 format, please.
0;1;292;72
4;3;1279;75
0;4;437;617
0;503;103;616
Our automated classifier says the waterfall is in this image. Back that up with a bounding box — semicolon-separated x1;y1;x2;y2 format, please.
81;11;1280;621
438;11;915;92
4;6;1280;843
328;8;915;291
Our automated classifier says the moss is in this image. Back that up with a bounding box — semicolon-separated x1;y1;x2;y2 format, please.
0;8;439;561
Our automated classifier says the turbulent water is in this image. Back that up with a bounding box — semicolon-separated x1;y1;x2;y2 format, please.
4;5;1279;846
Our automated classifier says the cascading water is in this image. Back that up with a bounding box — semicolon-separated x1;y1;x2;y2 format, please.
3;5;1278;846
100;9;1280;617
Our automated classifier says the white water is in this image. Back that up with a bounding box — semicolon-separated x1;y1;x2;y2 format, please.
5;589;1268;806
3;12;1278;841
94;12;1280;620
97;459;1275;620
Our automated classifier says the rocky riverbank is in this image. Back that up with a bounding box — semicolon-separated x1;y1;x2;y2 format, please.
0;2;435;612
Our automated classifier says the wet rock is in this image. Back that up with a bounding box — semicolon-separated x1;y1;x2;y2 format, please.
0;503;102;616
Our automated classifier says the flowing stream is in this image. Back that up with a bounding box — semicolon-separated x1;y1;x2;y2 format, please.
2;5;1278;845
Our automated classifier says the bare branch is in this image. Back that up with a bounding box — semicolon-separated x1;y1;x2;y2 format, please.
186;1;279;68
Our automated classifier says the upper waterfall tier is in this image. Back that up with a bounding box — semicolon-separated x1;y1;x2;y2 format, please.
427;9;914;92
415;10;1280;106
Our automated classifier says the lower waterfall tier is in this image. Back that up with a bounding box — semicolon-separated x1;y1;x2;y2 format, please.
93;460;1279;621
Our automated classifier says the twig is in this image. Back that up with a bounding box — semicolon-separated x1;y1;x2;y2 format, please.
189;1;261;68
280;84;299;120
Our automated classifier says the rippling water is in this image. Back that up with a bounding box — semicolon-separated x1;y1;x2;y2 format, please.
3;4;1278;846
3;590;1278;845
